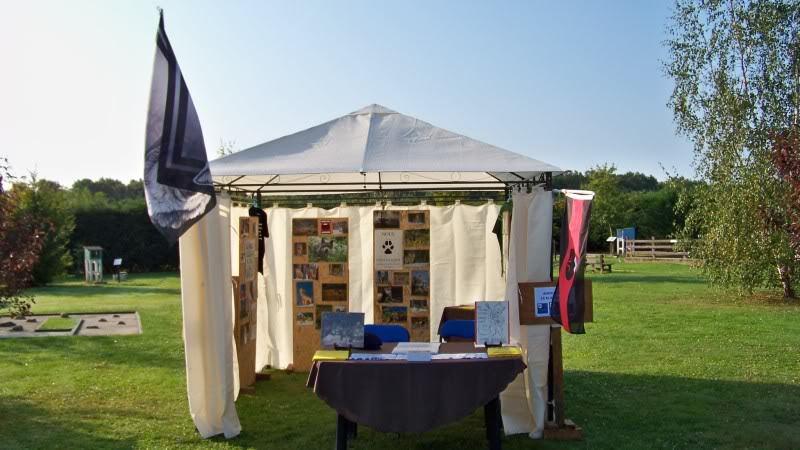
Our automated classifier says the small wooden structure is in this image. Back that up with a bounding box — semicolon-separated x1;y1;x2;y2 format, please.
624;239;689;262
83;246;103;284
586;254;613;273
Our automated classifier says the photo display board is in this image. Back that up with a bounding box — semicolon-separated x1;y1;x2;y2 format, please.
292;218;350;372
234;217;259;387
373;210;431;342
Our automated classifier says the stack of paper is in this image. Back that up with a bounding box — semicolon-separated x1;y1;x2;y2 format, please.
487;347;523;358
391;342;441;354
312;350;350;361
349;353;399;361
431;353;489;360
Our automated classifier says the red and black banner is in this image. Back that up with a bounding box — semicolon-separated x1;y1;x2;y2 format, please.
551;193;593;334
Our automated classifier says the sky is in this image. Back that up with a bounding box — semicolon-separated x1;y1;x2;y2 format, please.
0;0;694;186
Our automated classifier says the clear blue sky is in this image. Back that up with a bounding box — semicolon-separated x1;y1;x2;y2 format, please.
0;0;692;186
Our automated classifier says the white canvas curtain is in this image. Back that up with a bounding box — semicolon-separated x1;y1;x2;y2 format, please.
227;203;504;369
500;188;554;438
179;194;241;438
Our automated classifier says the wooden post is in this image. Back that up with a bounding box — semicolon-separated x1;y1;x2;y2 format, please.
551;327;565;426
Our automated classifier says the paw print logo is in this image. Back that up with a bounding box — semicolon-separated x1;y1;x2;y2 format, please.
382;240;394;254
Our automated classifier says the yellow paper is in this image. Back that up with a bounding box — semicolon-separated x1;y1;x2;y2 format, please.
487;346;522;358
312;350;349;361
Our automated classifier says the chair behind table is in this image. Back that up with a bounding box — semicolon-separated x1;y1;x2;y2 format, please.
364;324;410;343
439;319;475;342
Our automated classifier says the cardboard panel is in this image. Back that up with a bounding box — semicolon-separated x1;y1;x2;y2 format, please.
234;217;259;387
518;280;593;326
292;218;350;372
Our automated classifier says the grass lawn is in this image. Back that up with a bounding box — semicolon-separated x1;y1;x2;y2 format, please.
1;263;798;449
36;317;79;332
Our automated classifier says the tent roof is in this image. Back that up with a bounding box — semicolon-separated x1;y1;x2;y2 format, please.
210;104;561;194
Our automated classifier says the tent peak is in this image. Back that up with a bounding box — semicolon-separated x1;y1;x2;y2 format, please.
350;104;398;115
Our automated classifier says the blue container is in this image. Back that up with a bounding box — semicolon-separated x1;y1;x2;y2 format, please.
616;227;636;240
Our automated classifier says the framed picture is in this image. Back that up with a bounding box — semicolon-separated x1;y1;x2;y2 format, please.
320;312;365;348
295;281;314;307
320;220;332;234
322;283;348;302
393;272;410;285
293;219;318;236
308;237;348;262
411;271;430;296
381;306;408;324
374;211;401;228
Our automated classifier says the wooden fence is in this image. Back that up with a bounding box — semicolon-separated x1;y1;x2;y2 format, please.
623;239;689;262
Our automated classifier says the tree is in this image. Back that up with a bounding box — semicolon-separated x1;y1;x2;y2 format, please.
13;175;75;285
770;130;800;297
665;0;800;299
582;164;626;247
0;158;44;317
217;140;237;157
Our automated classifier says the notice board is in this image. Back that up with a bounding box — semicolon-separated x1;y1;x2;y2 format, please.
373;210;431;342
517;280;594;325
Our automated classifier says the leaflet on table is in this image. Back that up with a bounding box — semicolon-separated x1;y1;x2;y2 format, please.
391;342;441;354
349;353;399;361
431;353;489;360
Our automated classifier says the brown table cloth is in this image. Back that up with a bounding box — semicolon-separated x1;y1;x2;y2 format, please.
306;342;526;433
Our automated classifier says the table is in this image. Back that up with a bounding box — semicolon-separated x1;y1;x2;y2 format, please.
307;342;525;449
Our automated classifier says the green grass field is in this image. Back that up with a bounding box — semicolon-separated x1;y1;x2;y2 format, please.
1;263;798;449
36;317;78;331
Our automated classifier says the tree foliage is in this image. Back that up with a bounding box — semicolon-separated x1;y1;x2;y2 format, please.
0;159;44;317
665;0;800;298
12;176;75;285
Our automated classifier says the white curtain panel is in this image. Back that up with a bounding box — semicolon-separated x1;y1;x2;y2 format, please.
228;202;503;369
500;188;553;438
179;194;241;439
427;203;504;333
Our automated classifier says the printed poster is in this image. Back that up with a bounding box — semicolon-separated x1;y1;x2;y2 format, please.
475;300;509;346
375;229;403;270
534;286;555;317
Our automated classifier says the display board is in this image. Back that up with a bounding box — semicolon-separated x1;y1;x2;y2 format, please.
291;218;350;372
517;281;593;325
234;217;259;388
372;210;431;342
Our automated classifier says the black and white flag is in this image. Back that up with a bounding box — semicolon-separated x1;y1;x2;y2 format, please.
144;12;216;245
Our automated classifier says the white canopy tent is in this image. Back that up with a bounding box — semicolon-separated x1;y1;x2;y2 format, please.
210;104;562;194
195;104;563;439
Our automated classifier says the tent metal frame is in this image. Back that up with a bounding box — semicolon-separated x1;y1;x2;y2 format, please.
215;172;553;195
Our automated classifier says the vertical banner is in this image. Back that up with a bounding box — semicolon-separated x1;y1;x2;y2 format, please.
551;192;594;334
144;12;216;244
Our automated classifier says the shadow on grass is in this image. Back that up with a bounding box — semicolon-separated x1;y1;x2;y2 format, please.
222;371;800;449
588;274;707;285
5;335;185;371
563;370;800;449
0;396;139;449
26;285;181;298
